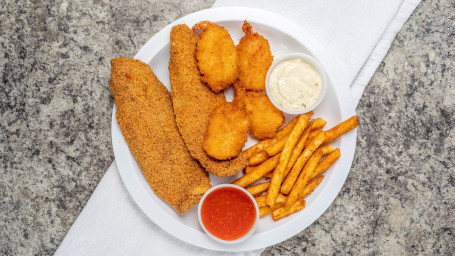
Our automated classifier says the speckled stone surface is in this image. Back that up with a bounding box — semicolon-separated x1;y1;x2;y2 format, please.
0;0;453;255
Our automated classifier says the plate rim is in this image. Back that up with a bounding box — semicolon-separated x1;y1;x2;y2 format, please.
112;6;357;251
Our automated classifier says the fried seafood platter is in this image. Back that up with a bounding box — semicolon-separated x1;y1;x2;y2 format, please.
109;17;358;245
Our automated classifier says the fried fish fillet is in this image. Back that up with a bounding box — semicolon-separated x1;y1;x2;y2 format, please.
110;57;211;213
237;20;274;91
203;84;249;160
245;92;285;139
193;21;239;93
169;24;248;176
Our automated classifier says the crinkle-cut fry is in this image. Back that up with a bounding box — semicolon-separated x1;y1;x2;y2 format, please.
299;175;324;198
260;203;285;217
265;135;288;156
319;144;335;156
244;119;296;158
281;132;326;194
266;112;313;207
311;118;327;130
309;148;340;181
246;182;270;196
284;123;312;179
272;198;306;221
255;193;286;208
249;151;269;166
233;154;280;187
285;149;323;208
324;116;359;144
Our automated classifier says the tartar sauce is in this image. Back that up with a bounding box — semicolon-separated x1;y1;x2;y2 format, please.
269;58;322;111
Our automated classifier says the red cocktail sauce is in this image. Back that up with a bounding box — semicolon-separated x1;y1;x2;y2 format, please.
200;187;257;241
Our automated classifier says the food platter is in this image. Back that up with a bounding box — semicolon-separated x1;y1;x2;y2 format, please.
111;7;357;251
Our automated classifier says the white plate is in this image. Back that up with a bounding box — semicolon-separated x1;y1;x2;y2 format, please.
111;7;357;252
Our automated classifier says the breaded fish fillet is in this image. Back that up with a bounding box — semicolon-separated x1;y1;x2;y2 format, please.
169;24;248;176
110;57;211;213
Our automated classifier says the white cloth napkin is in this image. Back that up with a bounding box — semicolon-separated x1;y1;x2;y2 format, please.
55;0;420;255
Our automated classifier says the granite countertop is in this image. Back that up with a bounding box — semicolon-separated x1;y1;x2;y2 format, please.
1;0;454;255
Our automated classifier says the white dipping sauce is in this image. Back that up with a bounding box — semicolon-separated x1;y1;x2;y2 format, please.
269;58;322;111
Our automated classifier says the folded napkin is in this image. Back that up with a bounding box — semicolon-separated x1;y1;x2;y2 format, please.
55;0;420;255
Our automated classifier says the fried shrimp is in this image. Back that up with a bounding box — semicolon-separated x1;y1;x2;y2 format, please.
245;92;285;139
237;20;274;91
193;21;239;93
203;84;249;160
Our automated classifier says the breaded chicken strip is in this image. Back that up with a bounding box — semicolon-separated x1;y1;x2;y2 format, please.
193;21;239;93
245;92;285;139
110;57;211;213
169;24;248;176
237;20;274;91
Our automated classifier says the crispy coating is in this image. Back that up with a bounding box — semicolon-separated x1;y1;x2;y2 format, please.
237;20;274;91
245;92;285;139
169;24;248;176
193;21;239;93
110;57;211;214
203;84;249;160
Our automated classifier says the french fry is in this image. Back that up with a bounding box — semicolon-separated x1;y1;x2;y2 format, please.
309;148;340;181
272;198;306;221
265;135;288;156
255;195;266;207
324;116;359;144
255;193;286;207
260;203;284;217
233;154;280;187
246;182;270;196
281;132;326;194
319;144;335;156
249;151;269;166
244;165;256;174
285;149;323;208
244;118;298;159
266;112;313;207
276;118;298;138
307;130;322;143
245;165;273;179
283;123;312;179
311;118;327;130
263;172;273;179
299;175;324;198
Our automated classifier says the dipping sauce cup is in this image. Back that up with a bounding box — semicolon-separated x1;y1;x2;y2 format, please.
198;184;259;244
266;53;327;115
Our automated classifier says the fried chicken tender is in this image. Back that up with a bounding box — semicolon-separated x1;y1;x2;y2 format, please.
110;57;211;213
193;21;239;93
203;84;249;160
245;92;285;139
169;24;248;176
237;20;274;91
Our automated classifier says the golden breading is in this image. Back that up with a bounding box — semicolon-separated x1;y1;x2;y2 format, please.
237;20;274;91
110;57;211;213
245;92;285;139
193;21;239;93
169;24;248;176
203;101;249;160
203;83;249;160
